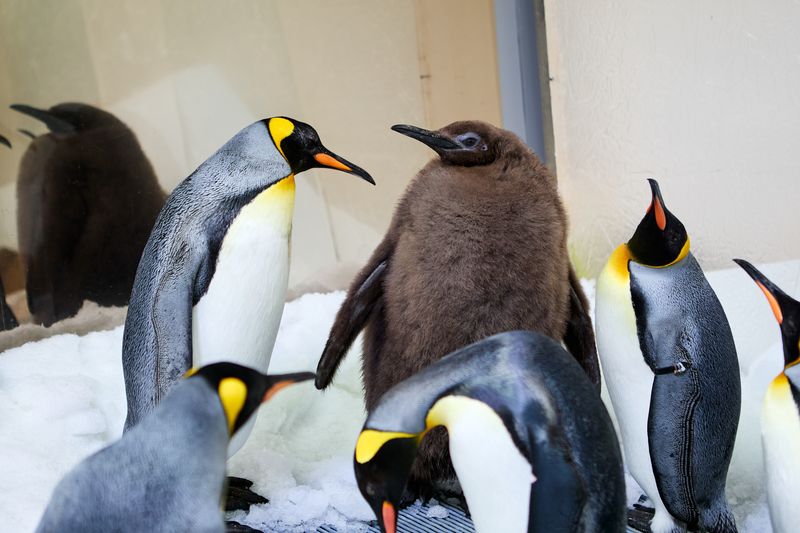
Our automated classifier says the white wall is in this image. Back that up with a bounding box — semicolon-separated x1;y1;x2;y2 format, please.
0;0;501;292
544;0;800;275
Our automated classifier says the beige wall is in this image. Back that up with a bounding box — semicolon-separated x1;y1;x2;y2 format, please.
0;0;501;289
544;0;800;275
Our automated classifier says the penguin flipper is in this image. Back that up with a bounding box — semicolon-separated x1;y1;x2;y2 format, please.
563;265;601;390
314;240;393;390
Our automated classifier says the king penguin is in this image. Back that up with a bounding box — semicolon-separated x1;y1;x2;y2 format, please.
122;116;373;454
35;362;313;533
734;259;800;533
595;179;740;533
315;121;598;498
353;331;625;533
11;103;167;326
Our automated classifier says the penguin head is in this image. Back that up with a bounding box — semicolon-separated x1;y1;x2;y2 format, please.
391;120;514;167
626;179;689;267
266;117;374;184
10;103;123;137
188;362;315;436
0;133;10;149
353;429;420;533
734;259;800;368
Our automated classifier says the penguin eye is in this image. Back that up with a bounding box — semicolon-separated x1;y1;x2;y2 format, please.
456;133;484;150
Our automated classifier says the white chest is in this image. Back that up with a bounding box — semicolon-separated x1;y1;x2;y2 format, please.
595;263;669;516
192;177;295;374
428;395;532;533
762;375;800;533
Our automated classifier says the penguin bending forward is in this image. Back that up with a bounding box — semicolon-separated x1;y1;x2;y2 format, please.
354;331;626;533
316;121;599;497
734;259;800;533
122;116;373;448
595;179;740;533
35;362;313;533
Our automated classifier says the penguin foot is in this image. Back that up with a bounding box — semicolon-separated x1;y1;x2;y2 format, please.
225;521;263;533
627;504;654;533
225;476;268;512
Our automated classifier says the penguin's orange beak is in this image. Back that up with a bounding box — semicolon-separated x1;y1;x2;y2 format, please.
261;372;316;403
313;149;375;185
382;501;397;533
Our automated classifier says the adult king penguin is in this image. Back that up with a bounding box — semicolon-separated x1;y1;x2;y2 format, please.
354;331;625;533
35;362;314;533
734;259;800;533
122;116;373;450
595;179;740;533
11;103;166;326
316;121;598;497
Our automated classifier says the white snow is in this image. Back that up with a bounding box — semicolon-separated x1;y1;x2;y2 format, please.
0;260;797;532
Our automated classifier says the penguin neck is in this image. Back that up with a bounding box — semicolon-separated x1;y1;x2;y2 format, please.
608;238;691;280
425;395;532;532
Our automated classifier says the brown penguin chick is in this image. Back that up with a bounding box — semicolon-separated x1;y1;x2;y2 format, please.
12;103;166;326
315;120;599;498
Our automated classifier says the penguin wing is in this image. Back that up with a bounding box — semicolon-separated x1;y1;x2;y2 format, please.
151;254;196;403
314;236;395;389
562;265;601;390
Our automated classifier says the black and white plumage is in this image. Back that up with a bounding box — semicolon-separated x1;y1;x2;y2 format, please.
353;331;625;533
35;362;313;533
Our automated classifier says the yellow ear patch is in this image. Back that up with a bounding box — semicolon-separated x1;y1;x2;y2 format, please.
355;430;417;464
218;377;248;434
268;117;295;159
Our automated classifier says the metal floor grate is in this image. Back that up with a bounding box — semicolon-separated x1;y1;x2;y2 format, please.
317;500;474;532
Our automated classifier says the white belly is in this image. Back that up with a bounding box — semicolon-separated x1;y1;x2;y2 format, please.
191;178;294;454
762;375;800;533
429;395;532;533
596;261;678;533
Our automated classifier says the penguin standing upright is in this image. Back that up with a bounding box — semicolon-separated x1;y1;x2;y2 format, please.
734;259;800;533
315;121;598;497
595;179;740;533
354;331;625;533
35;362;314;533
122;116;373;454
11;103;167;326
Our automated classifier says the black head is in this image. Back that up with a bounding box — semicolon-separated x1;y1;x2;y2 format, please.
10;103;123;136
391;120;503;167
188;362;315;436
266;116;374;184
734;259;800;368
627;179;689;266
353;431;420;533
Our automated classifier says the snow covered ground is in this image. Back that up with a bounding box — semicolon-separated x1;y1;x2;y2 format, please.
0;260;797;532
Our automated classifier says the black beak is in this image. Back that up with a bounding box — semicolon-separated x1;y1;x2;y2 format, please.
391;124;459;151
313;149;375;185
10;104;76;135
0;134;9;149
733;259;790;325
648;178;666;209
261;371;316;403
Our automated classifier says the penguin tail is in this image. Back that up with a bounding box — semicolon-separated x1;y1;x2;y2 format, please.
699;502;737;533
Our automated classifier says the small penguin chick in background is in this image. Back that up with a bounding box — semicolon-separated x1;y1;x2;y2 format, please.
354;331;626;533
34;362;314;533
734;259;800;533
11;103;167;326
316;120;598;499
